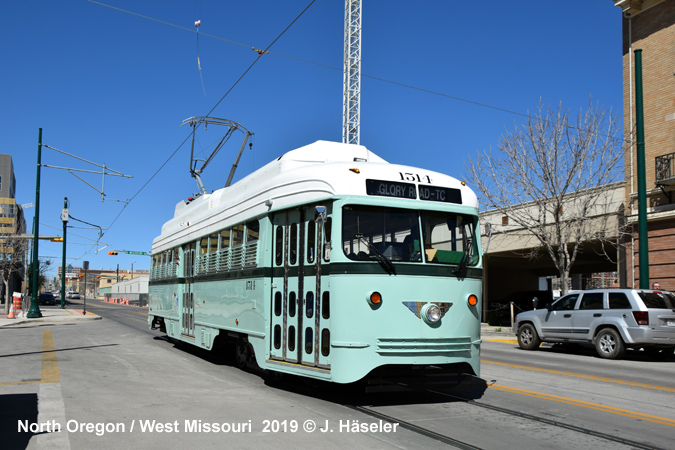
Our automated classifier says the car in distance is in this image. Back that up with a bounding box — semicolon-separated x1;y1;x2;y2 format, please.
513;289;675;359
39;292;56;306
66;291;80;299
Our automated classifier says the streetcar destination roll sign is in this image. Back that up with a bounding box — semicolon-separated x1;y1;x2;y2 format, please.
366;179;417;199
418;185;462;204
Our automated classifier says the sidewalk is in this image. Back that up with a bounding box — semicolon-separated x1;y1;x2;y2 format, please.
481;323;515;340
0;305;100;327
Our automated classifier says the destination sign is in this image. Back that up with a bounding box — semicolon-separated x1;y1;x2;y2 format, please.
418;185;462;204
366;179;417;199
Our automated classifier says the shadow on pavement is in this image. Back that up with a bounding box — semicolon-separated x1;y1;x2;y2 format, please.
0;393;38;450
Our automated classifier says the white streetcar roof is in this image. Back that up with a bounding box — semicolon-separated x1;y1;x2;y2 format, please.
152;140;477;252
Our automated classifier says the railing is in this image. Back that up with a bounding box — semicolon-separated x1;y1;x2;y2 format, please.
655;152;675;184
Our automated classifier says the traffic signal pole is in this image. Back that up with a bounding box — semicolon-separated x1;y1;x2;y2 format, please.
61;197;68;309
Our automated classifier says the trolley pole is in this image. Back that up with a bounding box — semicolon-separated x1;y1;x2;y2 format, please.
27;128;43;318
61;197;68;309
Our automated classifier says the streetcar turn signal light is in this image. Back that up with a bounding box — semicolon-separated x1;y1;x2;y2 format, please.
349;168;360;174
367;291;382;306
468;294;478;306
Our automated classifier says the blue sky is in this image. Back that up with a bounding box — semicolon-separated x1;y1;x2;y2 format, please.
2;0;623;277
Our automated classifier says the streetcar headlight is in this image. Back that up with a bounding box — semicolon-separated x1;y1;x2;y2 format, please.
422;303;441;324
467;294;478;307
367;291;382;307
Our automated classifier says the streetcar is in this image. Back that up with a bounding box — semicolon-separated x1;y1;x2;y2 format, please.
149;140;482;390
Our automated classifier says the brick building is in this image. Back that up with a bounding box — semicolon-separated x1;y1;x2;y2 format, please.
615;0;675;290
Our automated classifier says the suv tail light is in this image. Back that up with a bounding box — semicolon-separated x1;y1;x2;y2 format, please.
632;311;649;326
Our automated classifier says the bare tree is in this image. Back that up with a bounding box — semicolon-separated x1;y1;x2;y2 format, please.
467;101;624;295
0;237;28;314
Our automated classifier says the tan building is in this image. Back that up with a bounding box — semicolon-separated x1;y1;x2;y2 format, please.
0;154;27;305
57;266;148;298
614;0;675;290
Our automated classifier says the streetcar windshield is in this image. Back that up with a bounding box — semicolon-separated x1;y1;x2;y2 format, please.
341;205;479;266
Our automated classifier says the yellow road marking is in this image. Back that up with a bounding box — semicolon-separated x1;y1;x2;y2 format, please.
41;329;60;383
482;359;675;393
0;329;59;386
489;383;675;427
484;339;518;344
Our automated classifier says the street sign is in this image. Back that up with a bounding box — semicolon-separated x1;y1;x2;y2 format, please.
125;251;148;256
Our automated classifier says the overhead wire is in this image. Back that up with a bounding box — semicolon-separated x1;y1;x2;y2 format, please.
86;0;620;247
96;0;317;241
85;0;532;120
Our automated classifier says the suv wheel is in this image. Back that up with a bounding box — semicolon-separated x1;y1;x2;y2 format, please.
595;328;625;359
517;324;541;350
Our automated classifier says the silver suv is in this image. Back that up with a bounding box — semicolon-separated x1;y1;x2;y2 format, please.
514;289;675;359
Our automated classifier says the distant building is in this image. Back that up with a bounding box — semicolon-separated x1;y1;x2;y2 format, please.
614;0;675;290
57;266;148;298
0;154;26;303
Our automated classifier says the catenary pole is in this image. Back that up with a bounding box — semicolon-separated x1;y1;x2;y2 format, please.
634;49;649;289
27;129;43;318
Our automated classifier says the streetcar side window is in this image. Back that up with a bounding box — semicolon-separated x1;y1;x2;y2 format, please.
290;223;298;265
245;220;259;243
199;237;208;254
323;217;332;262
244;220;259;268
232;224;245;247
220;229;231;250
275;226;283;266
307;219;316;263
209;234;218;253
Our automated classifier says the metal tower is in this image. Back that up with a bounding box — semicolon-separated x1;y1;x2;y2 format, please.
343;0;362;145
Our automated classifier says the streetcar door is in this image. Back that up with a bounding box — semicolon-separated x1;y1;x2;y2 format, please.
301;204;332;368
270;210;303;363
181;242;196;337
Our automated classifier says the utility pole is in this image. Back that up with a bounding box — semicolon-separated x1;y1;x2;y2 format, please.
27;129;43;318
343;0;362;145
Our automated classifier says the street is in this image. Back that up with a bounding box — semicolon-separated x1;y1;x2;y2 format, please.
1;298;673;450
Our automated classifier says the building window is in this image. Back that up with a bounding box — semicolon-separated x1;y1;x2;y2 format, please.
501;216;509;226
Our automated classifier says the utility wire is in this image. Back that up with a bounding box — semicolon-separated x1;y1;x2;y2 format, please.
97;0;317;240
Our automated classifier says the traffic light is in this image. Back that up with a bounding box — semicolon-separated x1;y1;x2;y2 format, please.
108;251;118;255
51;237;63;242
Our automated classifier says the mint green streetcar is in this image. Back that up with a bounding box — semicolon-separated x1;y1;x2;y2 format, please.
149;141;482;390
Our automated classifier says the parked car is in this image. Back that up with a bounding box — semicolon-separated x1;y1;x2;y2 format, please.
67;291;80;299
514;289;675;359
39;292;56;306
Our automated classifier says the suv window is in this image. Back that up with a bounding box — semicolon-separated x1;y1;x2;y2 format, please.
638;292;675;309
579;293;604;310
551;294;579;311
608;292;632;309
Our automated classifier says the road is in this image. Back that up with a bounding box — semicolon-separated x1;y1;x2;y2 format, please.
1;297;673;449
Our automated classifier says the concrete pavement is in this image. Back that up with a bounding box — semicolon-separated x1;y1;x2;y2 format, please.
0;304;100;327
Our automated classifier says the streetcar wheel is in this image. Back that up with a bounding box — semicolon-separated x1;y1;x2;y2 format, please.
235;340;249;368
517;324;541;350
595;328;625;359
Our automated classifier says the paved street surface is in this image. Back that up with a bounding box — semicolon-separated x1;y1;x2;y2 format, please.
2;299;673;450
